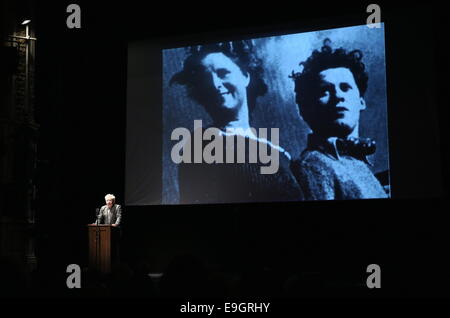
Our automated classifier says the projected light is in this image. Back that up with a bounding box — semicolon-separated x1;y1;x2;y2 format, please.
126;24;391;205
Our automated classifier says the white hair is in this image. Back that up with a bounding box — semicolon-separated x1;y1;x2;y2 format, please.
105;194;116;201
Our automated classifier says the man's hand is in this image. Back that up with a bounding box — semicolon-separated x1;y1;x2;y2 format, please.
111;224;117;227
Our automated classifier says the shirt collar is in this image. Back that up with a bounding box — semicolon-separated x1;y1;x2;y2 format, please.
307;134;373;165
219;127;292;160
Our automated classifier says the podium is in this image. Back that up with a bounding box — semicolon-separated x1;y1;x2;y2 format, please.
87;225;120;274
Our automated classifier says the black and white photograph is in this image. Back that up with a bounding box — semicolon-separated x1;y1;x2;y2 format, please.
159;24;390;204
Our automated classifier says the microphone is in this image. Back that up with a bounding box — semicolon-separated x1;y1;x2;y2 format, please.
95;208;100;225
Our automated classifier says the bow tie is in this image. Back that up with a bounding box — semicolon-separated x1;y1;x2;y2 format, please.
335;137;377;159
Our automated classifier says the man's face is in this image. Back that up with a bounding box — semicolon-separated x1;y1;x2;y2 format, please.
195;52;250;117
106;198;114;208
306;67;366;137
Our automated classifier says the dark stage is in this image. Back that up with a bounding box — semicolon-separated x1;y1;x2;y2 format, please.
1;0;449;310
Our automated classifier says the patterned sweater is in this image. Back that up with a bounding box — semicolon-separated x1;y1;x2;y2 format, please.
291;134;388;200
178;129;303;204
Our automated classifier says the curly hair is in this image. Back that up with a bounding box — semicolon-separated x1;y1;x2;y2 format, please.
291;38;369;107
170;40;267;112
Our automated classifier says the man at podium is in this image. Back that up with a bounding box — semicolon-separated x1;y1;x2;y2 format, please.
94;194;122;226
88;194;122;273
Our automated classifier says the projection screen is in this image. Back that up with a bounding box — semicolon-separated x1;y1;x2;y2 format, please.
126;23;390;205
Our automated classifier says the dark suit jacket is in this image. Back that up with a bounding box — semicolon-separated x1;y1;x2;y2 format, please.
96;204;122;225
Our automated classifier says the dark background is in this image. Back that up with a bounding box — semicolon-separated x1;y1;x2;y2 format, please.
4;0;448;303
